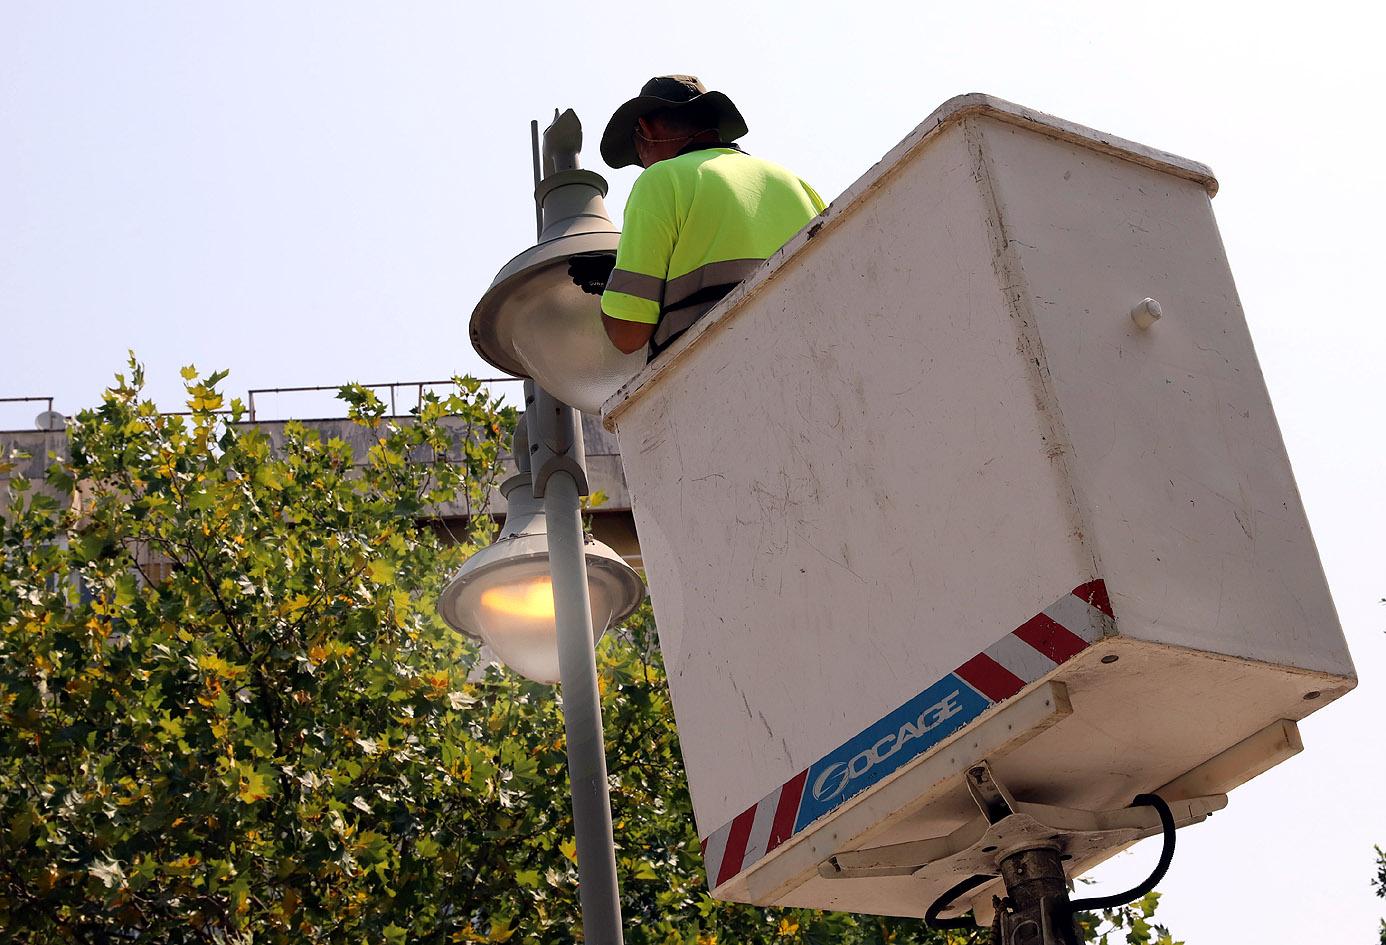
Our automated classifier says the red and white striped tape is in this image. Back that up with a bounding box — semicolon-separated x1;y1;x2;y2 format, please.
953;579;1113;702
699;579;1115;890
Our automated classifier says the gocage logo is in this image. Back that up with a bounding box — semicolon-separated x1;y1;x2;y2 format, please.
810;690;968;804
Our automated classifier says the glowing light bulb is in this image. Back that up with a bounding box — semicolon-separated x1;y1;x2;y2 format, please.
479;577;556;619
436;485;645;683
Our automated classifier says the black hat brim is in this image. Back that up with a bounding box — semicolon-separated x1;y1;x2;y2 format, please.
600;89;747;169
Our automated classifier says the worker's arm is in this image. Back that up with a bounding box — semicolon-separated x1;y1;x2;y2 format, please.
601;314;655;353
599;169;677;353
569;253;654;352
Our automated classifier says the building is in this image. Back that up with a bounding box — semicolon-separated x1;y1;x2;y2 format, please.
0;385;640;568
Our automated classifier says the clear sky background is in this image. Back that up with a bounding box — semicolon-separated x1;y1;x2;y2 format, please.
3;1;1383;939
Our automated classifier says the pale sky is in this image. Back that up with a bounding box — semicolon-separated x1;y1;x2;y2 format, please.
3;1;1384;940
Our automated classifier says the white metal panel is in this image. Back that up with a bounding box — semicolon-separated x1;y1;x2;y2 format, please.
972;117;1351;676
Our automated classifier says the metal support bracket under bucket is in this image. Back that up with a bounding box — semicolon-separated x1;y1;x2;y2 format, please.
820;761;1226;941
820;767;1224;883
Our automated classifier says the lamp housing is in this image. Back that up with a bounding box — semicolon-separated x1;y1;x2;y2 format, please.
469;109;645;414
438;472;644;683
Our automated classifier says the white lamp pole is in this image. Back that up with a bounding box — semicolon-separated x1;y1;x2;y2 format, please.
525;381;626;945
437;383;641;945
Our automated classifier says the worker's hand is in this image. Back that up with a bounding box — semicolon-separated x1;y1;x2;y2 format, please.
568;252;617;295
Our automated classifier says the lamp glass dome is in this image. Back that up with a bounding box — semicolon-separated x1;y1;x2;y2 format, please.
441;547;643;684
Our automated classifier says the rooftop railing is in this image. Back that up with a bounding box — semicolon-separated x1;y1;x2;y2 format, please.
2;378;527;431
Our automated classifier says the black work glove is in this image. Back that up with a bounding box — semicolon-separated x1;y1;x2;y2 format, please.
568;252;617;295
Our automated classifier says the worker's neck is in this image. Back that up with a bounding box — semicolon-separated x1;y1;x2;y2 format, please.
674;137;736;158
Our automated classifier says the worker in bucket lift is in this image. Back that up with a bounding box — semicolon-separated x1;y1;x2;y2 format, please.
568;75;826;360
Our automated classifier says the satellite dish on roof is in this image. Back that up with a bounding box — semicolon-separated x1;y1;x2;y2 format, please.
35;410;66;432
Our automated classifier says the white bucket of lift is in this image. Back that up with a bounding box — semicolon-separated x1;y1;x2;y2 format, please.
601;94;1355;919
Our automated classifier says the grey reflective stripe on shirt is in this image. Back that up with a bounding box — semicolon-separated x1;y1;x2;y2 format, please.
663;258;765;307
605;268;665;303
652;299;720;348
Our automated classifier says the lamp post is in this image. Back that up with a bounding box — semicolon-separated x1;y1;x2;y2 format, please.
437;385;643;945
528;384;631;945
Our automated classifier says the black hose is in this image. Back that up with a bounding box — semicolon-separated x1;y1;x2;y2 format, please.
924;873;996;929
1068;793;1176;914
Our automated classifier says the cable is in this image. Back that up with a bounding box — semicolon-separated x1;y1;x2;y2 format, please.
1068;793;1176;914
925;873;996;929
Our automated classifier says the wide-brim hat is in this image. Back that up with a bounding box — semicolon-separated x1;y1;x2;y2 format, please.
600;75;748;169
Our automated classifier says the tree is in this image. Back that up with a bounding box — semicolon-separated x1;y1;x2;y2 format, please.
0;359;1174;944
1375;845;1386;944
1;360;517;942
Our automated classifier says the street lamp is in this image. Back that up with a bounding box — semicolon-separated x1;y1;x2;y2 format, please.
437;437;644;684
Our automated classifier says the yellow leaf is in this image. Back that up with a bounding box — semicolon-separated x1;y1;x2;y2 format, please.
180;365;198;381
487;919;515;943
237;768;274;804
198;654;234;677
369;559;394;584
391;589;411;628
559;838;577;863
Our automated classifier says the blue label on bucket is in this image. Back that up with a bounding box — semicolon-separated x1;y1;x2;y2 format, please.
793;674;989;831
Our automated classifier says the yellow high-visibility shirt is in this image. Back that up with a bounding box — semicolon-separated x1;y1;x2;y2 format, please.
601;145;826;352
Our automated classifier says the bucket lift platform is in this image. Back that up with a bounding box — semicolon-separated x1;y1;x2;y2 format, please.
600;94;1356;923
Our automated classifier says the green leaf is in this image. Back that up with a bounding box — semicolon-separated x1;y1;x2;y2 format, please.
74;532;110;562
254;465;286;491
8;809;35;844
113;572;138;609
